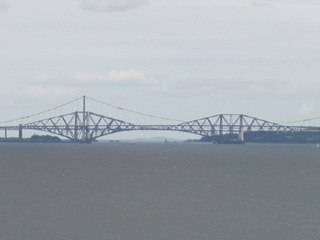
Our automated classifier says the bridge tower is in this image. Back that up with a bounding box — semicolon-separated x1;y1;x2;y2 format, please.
218;114;224;143
82;96;90;143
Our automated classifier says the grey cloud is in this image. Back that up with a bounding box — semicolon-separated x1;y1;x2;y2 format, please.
251;0;320;7
251;0;270;7
80;0;148;12
22;85;78;101
30;70;160;87
0;0;9;11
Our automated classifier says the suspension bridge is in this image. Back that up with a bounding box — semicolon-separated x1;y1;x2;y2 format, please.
0;96;320;143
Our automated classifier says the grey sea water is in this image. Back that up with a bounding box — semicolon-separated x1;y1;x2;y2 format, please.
1;142;320;240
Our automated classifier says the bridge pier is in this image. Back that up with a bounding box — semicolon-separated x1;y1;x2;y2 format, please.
18;124;23;140
214;135;245;144
239;128;244;142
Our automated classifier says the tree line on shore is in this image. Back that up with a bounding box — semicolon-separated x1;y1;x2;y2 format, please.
197;131;320;144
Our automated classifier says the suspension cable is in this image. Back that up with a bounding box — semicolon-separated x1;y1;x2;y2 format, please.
86;96;185;123
0;96;83;124
280;116;320;125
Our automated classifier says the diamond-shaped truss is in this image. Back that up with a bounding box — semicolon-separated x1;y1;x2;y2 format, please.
23;112;137;141
18;112;317;143
175;114;298;142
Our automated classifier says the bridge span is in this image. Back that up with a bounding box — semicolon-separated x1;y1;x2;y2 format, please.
1;96;320;143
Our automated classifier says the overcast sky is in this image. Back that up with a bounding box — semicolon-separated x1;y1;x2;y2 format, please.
1;0;320;135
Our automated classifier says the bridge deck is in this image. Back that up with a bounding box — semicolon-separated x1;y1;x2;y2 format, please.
1;113;320;143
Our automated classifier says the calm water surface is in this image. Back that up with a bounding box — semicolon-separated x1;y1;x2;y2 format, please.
1;142;320;240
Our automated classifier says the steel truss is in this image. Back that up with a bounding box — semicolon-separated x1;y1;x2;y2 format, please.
18;112;318;143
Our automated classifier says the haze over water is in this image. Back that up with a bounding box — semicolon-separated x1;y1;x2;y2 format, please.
1;142;320;240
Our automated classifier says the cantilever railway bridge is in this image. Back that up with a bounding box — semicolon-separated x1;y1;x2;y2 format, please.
0;96;320;143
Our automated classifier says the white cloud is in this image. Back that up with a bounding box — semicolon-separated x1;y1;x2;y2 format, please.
22;85;78;101
73;69;159;85
298;100;318;116
80;0;148;12
34;74;51;83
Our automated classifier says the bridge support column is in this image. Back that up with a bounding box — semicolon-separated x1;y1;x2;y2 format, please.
5;127;7;140
18;124;23;140
239;128;245;142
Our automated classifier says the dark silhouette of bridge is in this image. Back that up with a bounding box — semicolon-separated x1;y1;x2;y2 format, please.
1;96;320;143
